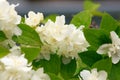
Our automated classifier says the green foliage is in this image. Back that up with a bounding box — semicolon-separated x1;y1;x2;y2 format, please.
47;73;62;80
68;78;79;80
71;11;92;28
74;58;88;76
109;62;120;80
83;28;111;50
79;51;102;67
13;24;42;46
84;1;103;16
100;13;118;32
20;17;25;23
60;59;77;79
115;26;120;37
0;31;7;42
92;58;112;74
33;55;78;80
12;24;42;62
33;54;61;75
84;1;100;11
0;46;9;58
21;47;40;62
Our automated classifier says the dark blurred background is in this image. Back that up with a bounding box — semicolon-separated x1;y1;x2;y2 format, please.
7;0;120;23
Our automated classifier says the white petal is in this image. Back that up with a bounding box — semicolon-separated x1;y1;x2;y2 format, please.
13;27;22;36
97;44;112;54
110;31;120;45
78;25;85;30
31;68;50;80
43;54;50;61
62;57;71;64
0;61;5;71
98;71;107;80
55;15;65;25
80;70;91;80
112;55;120;64
91;68;98;75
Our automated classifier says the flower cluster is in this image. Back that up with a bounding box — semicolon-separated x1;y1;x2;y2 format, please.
79;68;108;80
0;0;21;48
0;0;21;38
36;15;89;62
0;46;50;80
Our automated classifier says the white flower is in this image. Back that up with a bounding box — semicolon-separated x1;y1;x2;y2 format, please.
0;46;50;80
25;11;44;27
0;49;32;80
0;46;31;71
57;24;89;59
0;0;21;38
0;46;32;80
36;15;89;61
80;68;107;80
31;68;50;80
97;31;120;64
0;54;32;72
0;69;31;80
38;44;52;60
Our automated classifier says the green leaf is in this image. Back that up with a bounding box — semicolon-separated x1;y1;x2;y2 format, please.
84;28;111;50
13;24;42;47
60;59;77;79
92;58;112;74
33;54;61;75
0;46;9;58
83;1;103;17
42;14;58;23
74;58;88;76
12;24;42;62
115;26;120;37
0;31;7;42
79;51;102;67
47;73;62;80
20;17;25;23
84;1;100;12
100;13;118;32
68;78;79;80
21;47;40;62
109;62;120;80
71;11;92;28
91;11;104;17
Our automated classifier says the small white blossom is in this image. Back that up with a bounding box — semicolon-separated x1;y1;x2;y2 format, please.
0;46;50;80
31;68;50;80
0;46;31;80
0;69;31;80
0;0;21;38
0;53;32;80
25;11;44;27
80;68;107;80
0;54;32;72
97;31;120;64
36;15;89;62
